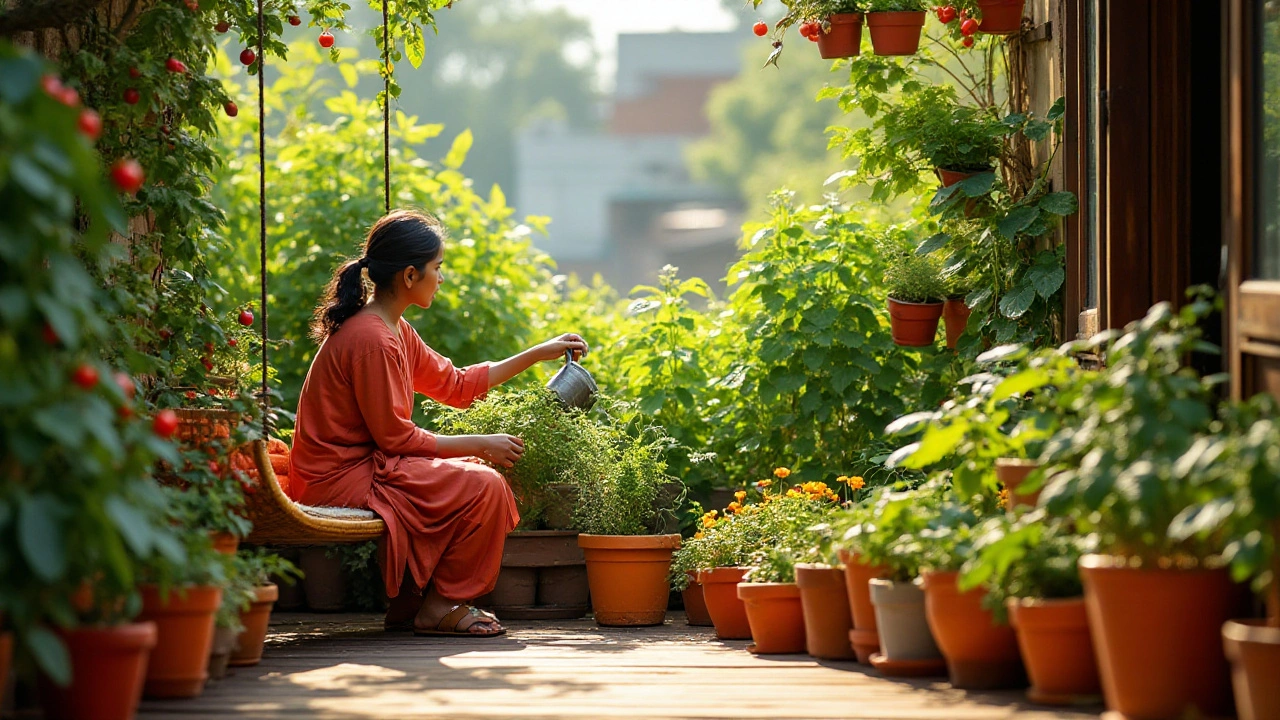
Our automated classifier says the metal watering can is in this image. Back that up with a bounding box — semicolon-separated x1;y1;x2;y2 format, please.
546;349;597;411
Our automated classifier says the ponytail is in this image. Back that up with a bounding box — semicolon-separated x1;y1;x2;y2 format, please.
310;209;445;342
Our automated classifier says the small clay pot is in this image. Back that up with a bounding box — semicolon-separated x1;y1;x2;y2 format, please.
209;531;240;556
682;572;714;627
816;13;863;59
942;298;972;350
921;570;1025;689
868;578;946;677
837;549;889;664
1223;618;1280;720
977;0;1025;35
230;584;279;667
866;11;926;56
795;563;856;660
138;584;222;698
888;298;943;347
697;567;753;640
995;458;1042;508
1008;597;1101;705
579;534;680;626
738;583;806;654
207;625;239;680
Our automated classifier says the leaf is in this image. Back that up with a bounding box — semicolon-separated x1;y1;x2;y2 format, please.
997;206;1041;240
106;496;154;556
406;26;426;69
19;494;66;582
903;420;969;468
638;391;666;415
824;170;857;186
1039;191;1078;216
1027;265;1065;299
915;232;950;256
443;129;473;169
998;284;1036;319
0;58;38;104
992;368;1050;401
958;171;996;197
965;287;993;311
884;410;936;436
885;442;921;468
26;627;70;687
976;343;1028;364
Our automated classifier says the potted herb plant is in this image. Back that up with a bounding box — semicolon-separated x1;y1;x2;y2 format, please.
574;404;683;627
961;511;1102;705
865;0;928;56
738;549;807;654
230;549;301;667
880;234;947;347
673;500;760;639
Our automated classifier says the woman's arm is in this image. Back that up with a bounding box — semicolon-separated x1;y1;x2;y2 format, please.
435;434;525;468
487;333;590;389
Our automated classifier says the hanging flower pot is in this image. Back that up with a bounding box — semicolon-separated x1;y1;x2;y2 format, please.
837;550;889;664
1008;597;1102;705
995;458;1041;509
1223;619;1280;720
922;570;1025;689
816;13;863;59
230;583;279;667
868;578;946;676
137;584;222;698
697;567;753;639
936;168;982;188
737;582;806;654
1080;555;1236;718
578;534;681;626
888;297;943;347
866;11;926;56
942;298;972;350
795;563;856;660
37;622;157;720
976;0;1025;35
682;572;714;627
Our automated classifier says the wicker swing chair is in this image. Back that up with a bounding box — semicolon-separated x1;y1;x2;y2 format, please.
238;0;402;546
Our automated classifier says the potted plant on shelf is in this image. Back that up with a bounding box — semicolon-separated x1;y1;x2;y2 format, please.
1038;293;1243;719
961;511;1102;705
574;403;683;627
880;234;947;347
865;0;928;56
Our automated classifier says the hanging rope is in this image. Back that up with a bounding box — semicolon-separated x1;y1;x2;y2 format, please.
256;0;270;434
382;0;391;213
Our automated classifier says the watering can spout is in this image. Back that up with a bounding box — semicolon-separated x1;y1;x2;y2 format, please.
546;349;598;411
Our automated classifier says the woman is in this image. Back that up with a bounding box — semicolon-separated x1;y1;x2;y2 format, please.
289;209;588;638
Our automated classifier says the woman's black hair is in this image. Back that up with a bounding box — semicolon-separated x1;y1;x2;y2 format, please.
310;209;445;342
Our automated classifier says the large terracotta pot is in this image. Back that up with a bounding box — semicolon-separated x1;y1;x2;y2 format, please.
697;567;752;640
137;584;222;698
995;459;1041;508
1008;597;1101;705
1223;619;1280;720
866;11;926;55
795;563;856;660
922;570;1025;689
977;0;1025;35
867;578;946;677
578;534;680;626
942;298;972;350
737;582;806;654
837;550;888;664
816;13;863;59
230;583;278;667
38;621;157;720
682;572;714;627
1080;555;1236;718
887;298;943;347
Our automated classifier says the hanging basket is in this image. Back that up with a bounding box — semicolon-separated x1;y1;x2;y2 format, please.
173;408;243;448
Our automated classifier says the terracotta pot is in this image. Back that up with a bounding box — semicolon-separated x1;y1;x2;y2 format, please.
578;534;680;626
936;168;983;188
697;567;753;640
837;550;889;664
816;13;863;59
977;0;1025;35
1008;597;1101;705
485;567;538;607
299;547;347;611
1223;619;1280;720
1080;555;1235;718
0;630;10;711
995;458;1041;508
866;11;926;56
38;621;157;720
682;572;714;627
795;564;856;660
868;578;946;676
209;531;239;556
738;583;806;654
942;298;972;350
137;584;222;698
230;584;278;667
887;298;943;347
922;570;1025;689
207;625;238;680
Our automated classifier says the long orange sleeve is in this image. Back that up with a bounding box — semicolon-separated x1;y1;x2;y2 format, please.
405;322;490;409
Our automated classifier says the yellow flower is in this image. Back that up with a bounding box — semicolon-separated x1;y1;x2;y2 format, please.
694;531;704;540
785;488;802;498
734;490;747;502
836;475;849;484
773;467;791;479
727;501;742;513
755;479;773;490
997;488;1011;510
702;516;717;528
848;476;866;490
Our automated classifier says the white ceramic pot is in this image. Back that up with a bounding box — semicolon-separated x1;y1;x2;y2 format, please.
869;578;944;661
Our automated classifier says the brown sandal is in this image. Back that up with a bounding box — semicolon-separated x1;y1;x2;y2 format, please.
413;604;506;638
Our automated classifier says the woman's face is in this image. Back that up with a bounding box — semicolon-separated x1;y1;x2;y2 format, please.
406;245;445;309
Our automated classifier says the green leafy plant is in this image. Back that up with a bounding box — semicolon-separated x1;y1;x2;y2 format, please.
960;511;1097;621
572;403;682;536
866;0;930;13
880;231;946;303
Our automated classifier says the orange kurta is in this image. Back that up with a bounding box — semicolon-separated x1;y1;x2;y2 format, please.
289;312;519;600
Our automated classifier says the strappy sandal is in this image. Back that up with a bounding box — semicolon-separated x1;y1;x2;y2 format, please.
413;604;506;638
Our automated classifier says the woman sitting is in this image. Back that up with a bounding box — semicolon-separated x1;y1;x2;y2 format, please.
288;209;588;637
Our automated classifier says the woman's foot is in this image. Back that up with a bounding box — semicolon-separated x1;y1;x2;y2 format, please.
384;574;425;632
413;584;504;636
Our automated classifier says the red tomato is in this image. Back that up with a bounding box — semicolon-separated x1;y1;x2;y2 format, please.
224;101;238;117
202;358;214;372
288;14;302;26
941;6;957;22
42;323;60;346
128;66;142;79
238;309;254;326
185;390;198;400
752;21;768;36
962;35;975;47
72;364;100;389
114;372;136;398
153;409;179;438
215;21;230;33
78;109;102;141
960;18;978;35
240;48;256;66
40;74;63;98
117;405;134;420
123;88;141;105
228;338;238;347
318;30;334;48
165;57;187;74
56;87;80;107
109;159;145;194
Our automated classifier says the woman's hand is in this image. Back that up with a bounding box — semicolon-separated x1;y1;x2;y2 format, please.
531;333;590;363
475;434;525;468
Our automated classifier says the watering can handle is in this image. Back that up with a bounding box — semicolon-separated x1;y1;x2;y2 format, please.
564;348;574;365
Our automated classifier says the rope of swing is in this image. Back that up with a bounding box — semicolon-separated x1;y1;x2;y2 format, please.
256;0;269;434
383;0;391;214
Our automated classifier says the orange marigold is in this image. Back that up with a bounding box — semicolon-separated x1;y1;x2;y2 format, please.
693;531;704;540
734;490;747;502
755;479;773;490
848;476;866;490
773;467;791;479
997;488;1011;510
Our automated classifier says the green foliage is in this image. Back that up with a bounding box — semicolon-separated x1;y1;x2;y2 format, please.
880;229;946;302
434;388;612;527
960;511;1096;622
329;541;386;613
866;0;930;13
572;403;681;536
216;549;301;630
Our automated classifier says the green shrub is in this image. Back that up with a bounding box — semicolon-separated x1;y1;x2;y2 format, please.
880;232;946;303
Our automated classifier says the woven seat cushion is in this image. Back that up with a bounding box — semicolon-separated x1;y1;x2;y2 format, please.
297;504;379;521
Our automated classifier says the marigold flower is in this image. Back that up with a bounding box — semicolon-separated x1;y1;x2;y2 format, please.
734;490;747;502
785;488;801;498
702;516;717;528
836;475;849;484
773;467;791;479
997;488;1010;510
848;476;866;490
727;501;742;513
755;479;773;490
694;531;704;540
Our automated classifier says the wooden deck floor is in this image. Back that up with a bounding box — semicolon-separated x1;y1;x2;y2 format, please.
139;612;1103;719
